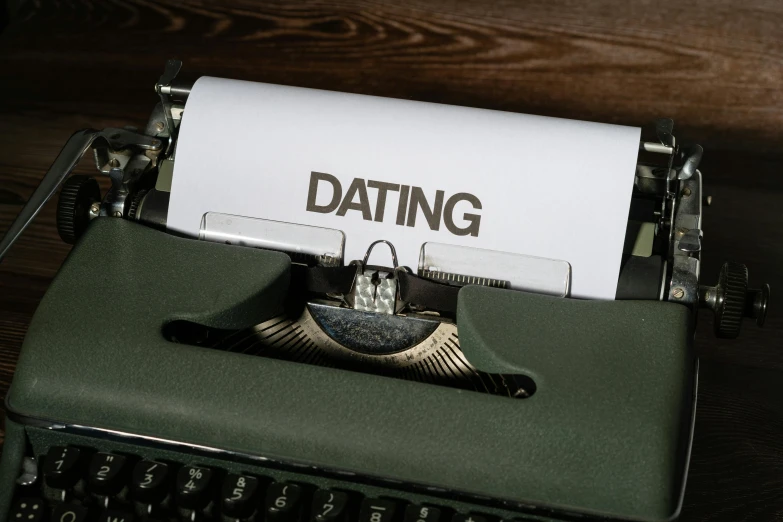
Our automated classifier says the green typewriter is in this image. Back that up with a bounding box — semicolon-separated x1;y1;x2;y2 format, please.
0;61;769;522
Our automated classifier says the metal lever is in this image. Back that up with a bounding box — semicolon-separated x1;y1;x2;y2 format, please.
678;144;703;180
0;129;100;262
0;128;162;262
155;59;183;156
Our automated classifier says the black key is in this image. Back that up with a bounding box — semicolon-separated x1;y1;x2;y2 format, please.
9;498;46;522
312;490;349;522
131;460;170;504
88;453;129;496
52;504;90;522
176;465;214;509
451;515;487;522
43;446;83;489
404;506;442;522
265;483;303;522
100;510;135;522
359;499;398;522
221;474;260;518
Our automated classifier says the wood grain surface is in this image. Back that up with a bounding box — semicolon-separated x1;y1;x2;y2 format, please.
0;1;781;520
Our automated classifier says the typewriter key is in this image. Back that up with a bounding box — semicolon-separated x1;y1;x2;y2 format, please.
265;483;303;522
176;466;214;509
9;498;46;522
88;453;129;496
404;506;442;522
99;509;135;522
359;499;399;522
131;460;170;504
52;504;90;522
221;474;260;518
312;490;349;522
43;446;83;490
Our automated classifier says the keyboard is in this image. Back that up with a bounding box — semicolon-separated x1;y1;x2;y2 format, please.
6;426;547;522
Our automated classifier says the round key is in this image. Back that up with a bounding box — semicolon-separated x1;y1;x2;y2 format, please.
10;498;46;522
43;446;83;489
131;460;170;504
312;490;349;522
176;465;214;510
88;453;128;496
53;504;90;522
359;499;398;522
404;506;443;522
99;510;135;522
265;483;302;522
221;474;260;518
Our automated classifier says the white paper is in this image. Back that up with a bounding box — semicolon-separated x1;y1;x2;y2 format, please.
169;77;641;299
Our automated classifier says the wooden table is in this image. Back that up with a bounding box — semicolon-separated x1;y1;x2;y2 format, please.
1;1;781;520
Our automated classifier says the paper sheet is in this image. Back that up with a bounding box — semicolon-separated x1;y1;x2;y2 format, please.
168;77;641;299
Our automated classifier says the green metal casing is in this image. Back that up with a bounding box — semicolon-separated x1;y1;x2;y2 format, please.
1;219;695;521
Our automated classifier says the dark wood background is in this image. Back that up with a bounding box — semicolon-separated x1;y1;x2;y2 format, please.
1;1;782;520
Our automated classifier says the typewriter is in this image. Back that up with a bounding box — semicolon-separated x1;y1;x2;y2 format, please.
0;60;770;522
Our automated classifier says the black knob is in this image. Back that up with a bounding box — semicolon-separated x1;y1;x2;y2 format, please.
746;283;771;328
701;262;770;339
714;262;748;339
57;175;101;244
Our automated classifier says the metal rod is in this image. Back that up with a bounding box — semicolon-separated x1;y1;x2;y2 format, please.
640;142;674;154
0;129;101;262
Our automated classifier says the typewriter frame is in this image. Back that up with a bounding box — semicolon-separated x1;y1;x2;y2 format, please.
0;60;770;522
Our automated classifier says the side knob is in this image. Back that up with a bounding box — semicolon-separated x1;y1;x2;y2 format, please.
700;262;770;339
56;175;101;244
714;262;748;339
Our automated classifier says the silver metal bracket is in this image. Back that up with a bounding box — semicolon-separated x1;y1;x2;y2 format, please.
667;170;703;308
418;242;570;297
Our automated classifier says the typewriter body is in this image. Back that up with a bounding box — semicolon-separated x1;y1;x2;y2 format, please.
0;61;769;522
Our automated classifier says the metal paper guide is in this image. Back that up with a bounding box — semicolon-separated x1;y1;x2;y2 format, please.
168;77;641;299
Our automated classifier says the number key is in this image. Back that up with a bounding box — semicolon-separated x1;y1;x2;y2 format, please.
359;499;398;522
265;483;302;522
52;504;90;522
43;446;83;489
404;506;442;522
131;460;170;504
221;473;260;519
312;489;349;522
88;453;128;496
176;465;214;509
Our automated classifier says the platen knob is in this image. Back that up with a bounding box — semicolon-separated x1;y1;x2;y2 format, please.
714;262;748;339
56;175;101;244
700;262;770;339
